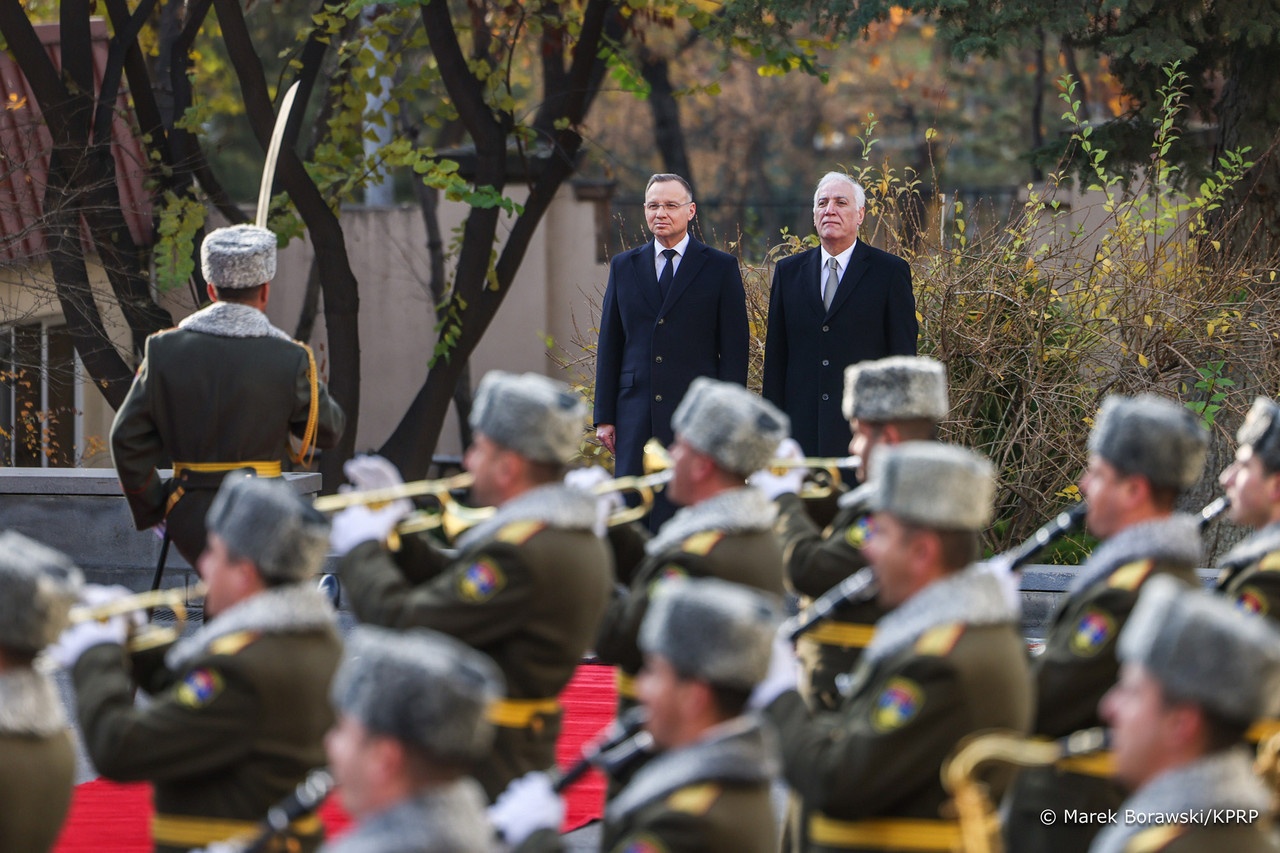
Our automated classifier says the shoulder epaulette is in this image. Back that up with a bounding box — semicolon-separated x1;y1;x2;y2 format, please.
1127;824;1186;853
914;623;966;657
681;530;725;556
495;520;547;545
665;782;721;816
208;630;260;657
1258;551;1280;573
1107;559;1154;591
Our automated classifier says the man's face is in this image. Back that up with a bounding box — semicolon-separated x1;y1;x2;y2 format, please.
636;653;687;750
644;180;695;248
665;434;702;507
195;533;252;619
1100;662;1182;791
813;179;865;254
325;712;380;819
1220;445;1278;529
463;433;506;508
850;419;888;479
861;511;917;607
1078;455;1132;540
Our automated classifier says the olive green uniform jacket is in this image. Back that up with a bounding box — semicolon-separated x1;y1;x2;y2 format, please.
1215;522;1280;630
72;585;342;853
1089;749;1278;853
0;668;74;853
110;302;345;564
766;565;1033;853
339;483;614;801
775;490;887;711
597;487;785;696
1005;514;1203;853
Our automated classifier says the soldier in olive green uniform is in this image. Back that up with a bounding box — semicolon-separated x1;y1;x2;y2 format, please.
111;224;345;566
757;443;1033;853
493;576;783;853
1005;394;1208;853
321;626;500;853
1218;397;1280;756
1217;397;1280;629
751;356;949;711
0;533;82;853
331;371;614;802
1091;577;1280;853
595;377;787;714
56;476;342;853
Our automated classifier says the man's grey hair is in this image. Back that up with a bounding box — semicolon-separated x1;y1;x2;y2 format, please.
646;173;693;200
813;172;865;210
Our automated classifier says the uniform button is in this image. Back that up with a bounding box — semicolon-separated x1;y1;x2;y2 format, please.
822;359;830;366
658;318;665;325
822;325;830;332
655;394;663;402
821;393;830;401
655;356;663;363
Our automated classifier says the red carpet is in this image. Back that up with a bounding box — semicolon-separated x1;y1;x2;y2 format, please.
54;663;617;851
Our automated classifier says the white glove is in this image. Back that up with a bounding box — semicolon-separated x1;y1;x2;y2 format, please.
332;455;413;555
747;438;807;500
48;585;140;669
978;556;1023;615
748;626;800;709
488;770;564;845
565;466;624;537
343;454;406;491
330;503;410;556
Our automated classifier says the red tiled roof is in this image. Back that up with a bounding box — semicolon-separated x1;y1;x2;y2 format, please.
0;18;153;264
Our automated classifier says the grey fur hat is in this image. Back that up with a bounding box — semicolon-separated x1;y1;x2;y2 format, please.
671;377;790;475
867;441;995;531
205;475;330;583
332;625;503;765
1088;394;1207;491
1120;575;1280;725
1236;397;1280;472
0;531;84;653
201;224;277;289
842;356;949;423
470;371;585;465
638;575;780;690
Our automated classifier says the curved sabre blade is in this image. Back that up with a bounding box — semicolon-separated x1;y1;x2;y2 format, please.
255;81;301;229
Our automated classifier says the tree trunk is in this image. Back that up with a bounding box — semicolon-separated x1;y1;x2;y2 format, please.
1212;44;1280;263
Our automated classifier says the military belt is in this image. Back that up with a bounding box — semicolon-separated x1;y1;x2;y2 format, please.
808;814;962;850
167;461;283;515
151;811;321;848
616;669;638;700
172;460;283;478
798;620;876;649
486;697;561;729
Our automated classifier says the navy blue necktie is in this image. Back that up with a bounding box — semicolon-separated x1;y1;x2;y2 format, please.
658;248;677;302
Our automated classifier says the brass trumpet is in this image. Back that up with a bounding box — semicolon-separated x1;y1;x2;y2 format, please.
69;583;207;653
639;438;860;500
312;472;476;513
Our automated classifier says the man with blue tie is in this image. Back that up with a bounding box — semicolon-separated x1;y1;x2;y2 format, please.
763;172;918;457
594;173;749;528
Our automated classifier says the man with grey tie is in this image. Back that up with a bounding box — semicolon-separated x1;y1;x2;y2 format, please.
763;172;918;457
594;173;749;528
